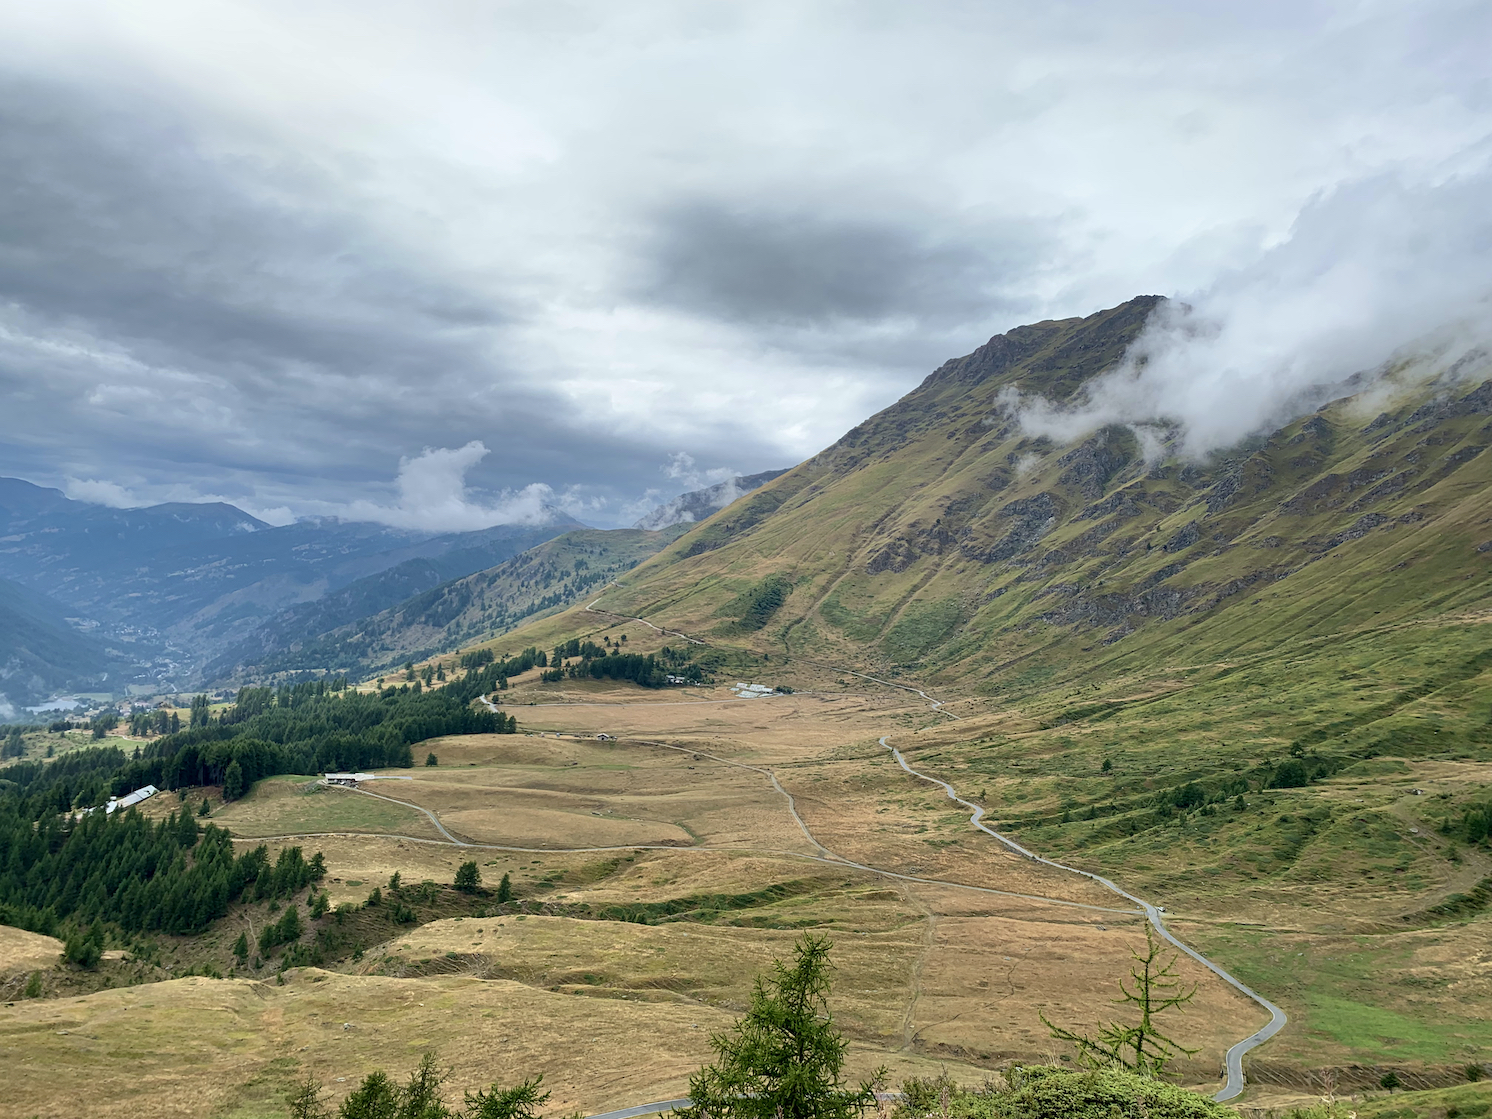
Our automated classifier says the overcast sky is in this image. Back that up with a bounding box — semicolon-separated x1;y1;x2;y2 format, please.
0;2;1487;529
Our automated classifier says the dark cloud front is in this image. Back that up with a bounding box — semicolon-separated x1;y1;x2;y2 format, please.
637;202;1047;328
0;73;714;520
0;78;498;374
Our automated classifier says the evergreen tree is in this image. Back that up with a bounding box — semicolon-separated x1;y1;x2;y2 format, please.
339;1070;400;1119
288;1074;332;1119
397;1052;453;1119
1041;925;1200;1075
676;934;882;1119
425;752;438;767
496;873;513;904
453;861;481;893
463;1076;549;1119
64;923;105;969
199;797;211;817
279;904;302;944
223;759;246;801
233;931;249;962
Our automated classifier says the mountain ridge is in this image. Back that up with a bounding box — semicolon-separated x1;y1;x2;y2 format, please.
571;295;1490;692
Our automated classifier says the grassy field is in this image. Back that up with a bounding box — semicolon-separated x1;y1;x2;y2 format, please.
209;775;441;840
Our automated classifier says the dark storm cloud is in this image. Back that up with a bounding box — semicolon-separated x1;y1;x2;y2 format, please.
0;73;696;521
638;203;1047;327
0;76;526;405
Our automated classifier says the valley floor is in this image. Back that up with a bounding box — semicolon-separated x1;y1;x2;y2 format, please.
3;660;1488;1118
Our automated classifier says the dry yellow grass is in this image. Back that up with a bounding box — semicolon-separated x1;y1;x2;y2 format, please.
0;925;62;975
0;677;1308;1114
0;969;989;1119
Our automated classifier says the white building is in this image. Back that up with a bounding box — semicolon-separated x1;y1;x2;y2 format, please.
101;785;159;814
324;772;375;786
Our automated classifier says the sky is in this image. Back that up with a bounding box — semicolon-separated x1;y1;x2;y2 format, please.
0;1;1487;529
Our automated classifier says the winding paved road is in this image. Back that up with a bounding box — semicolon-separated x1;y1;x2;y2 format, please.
572;598;1285;1101
877;736;1285;1101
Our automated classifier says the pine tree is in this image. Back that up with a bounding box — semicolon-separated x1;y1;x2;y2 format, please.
454;861;481;893
496;873;512;904
223;759;246;801
287;1074;331;1119
398;1052;453;1119
1041;925;1200;1075
425;752;438;767
339;1070;400;1119
676;934;882;1119
233;931;249;962
277;904;302;945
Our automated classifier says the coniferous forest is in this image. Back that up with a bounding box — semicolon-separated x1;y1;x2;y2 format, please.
0;659;524;946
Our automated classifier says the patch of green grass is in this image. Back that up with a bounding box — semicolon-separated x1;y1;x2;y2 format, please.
1297;992;1457;1062
884;598;963;663
1355;1081;1492;1119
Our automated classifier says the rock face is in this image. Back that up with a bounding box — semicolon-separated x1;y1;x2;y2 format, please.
632;469;789;531
598;296;1492;678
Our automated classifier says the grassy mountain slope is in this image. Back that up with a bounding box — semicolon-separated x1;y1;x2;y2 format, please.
201;521;575;682
594;296;1490;690
225;527;684;681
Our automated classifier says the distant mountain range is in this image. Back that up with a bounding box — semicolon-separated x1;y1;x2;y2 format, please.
0;470;796;702
0;574;127;713
210;527;685;683
0;478;583;701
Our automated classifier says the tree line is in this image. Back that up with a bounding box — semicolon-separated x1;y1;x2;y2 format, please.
105;673;518;802
0;794;324;942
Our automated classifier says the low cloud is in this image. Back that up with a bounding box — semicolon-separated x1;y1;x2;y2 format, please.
662;451;737;492
343;443;563;532
1012;166;1492;457
64;477;137;507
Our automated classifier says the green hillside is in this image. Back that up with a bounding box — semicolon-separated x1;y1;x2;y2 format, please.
235;527;684;681
598;295;1491;693
0;576;122;707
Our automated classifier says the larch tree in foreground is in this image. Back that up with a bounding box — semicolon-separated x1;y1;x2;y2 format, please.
1041;924;1200;1075
675;933;883;1119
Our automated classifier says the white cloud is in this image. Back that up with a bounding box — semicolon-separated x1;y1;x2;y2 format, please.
662;451;736;491
64;477;137;507
342;442;562;532
1012;164;1492;456
0;2;1487;519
